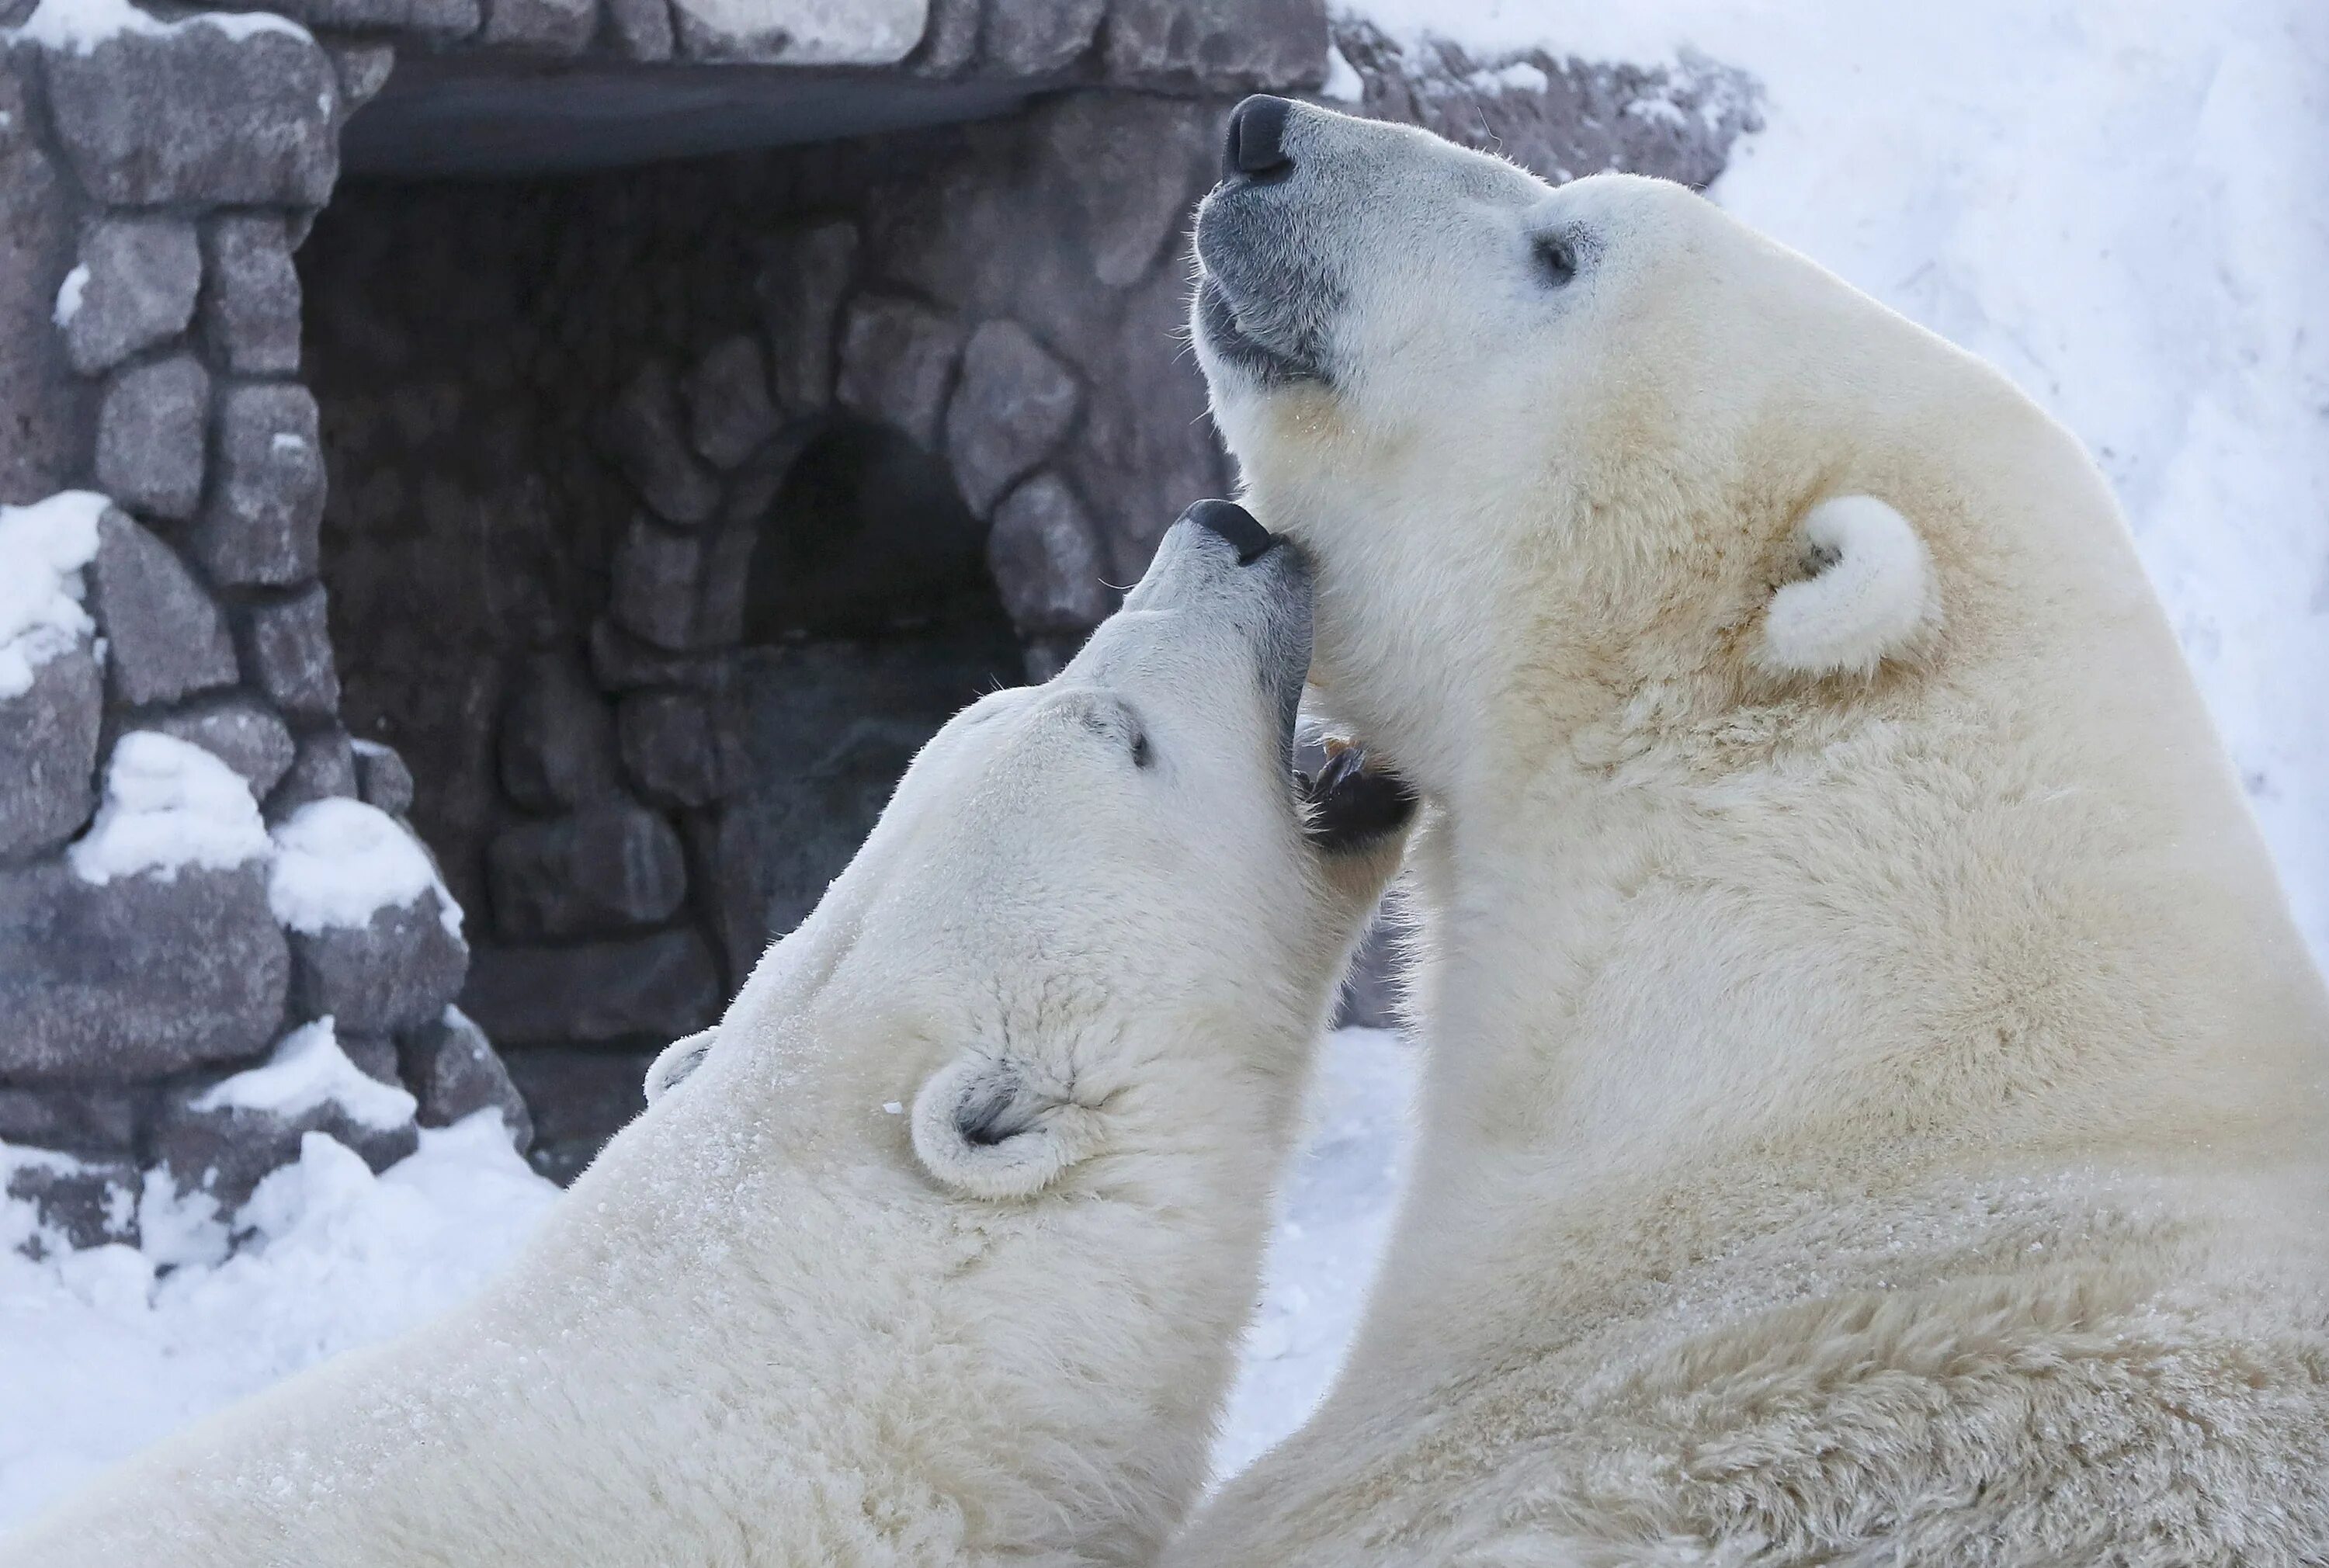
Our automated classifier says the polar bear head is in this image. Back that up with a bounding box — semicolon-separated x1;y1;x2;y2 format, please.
653;501;1412;1203
1189;98;1998;791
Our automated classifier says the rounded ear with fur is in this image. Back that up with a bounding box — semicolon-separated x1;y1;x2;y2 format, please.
910;1053;1107;1200
1756;494;1939;679
644;1029;716;1105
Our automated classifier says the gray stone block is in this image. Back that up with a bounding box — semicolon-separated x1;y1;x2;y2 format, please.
605;0;674;57
87;508;238;706
152;1082;416;1216
201;215;302;377
1102;0;1327;89
397;1007;533;1149
485;801;688;940
482;0;599;52
758;219;856;415
461;928;720;1049
587;618;733;693
0;1086;140;1158
273;0;477;40
268;727;359;817
325;40;399;113
498;652;621;810
338;1029;402;1085
95;355;209;520
836;294;966;449
143;697;297;800
5;1158;140;1252
61;217;201;377
288;886;468;1035
0;639;100;861
352;739;415;817
682;334;777;470
986;471;1112;635
679;804;771;991
240;585;341;716
910;0;979;75
946;319;1081;515
43;20;339;207
609;515;707;652
605;361;720;526
0;63;81;506
0;859;289;1083
984;0;1100;74
1040;93;1218;290
616;689;736;810
500;1045;656;1185
193;383;325;586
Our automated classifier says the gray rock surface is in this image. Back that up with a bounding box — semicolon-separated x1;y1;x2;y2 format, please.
487;800;688;939
271;0;477;40
909;0;978;75
43;20;339;206
682;334;777;470
61;217;202;377
0;639;101;861
352;739;415;816
0;1085;140;1158
986;471;1111;635
668;0;924;64
151;1087;416;1215
757;219;856;415
88;508;239;706
94;355;209;521
288;885;468;1034
499;1044;657;1184
679;803;770;990
0;859;288;1083
604;0;673;58
397;1006;533;1147
143;697;297;800
0;61;81;506
587;619;734;692
481;0;598;53
498;652;622;810
461;927;720;1047
836;294;965;449
269;727;359;815
338;1029;402;1084
194;383;326;586
606;361;720;525
201;214;303;377
609;515;707;651
616;689;735;809
946;318;1080;515
240;585;342;716
1102;0;1326;90
984;0;1102;75
5;1158;139;1251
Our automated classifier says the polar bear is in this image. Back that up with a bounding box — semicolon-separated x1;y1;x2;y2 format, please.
1175;97;2329;1564
2;502;1414;1568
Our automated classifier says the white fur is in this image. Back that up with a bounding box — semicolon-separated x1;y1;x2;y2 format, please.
2;519;1403;1568
1179;103;2329;1564
1757;493;1936;678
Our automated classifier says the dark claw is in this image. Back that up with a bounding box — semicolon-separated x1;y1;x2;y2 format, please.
1300;745;1418;852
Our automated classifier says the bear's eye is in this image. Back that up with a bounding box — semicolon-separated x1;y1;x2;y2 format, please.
1130;731;1153;770
1533;233;1577;287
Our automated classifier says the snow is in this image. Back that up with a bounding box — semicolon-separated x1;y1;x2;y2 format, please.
50;265;87;328
192;1018;419;1133
269;797;462;940
68;732;270;886
1321;42;1366;102
2;0;311;54
0;1117;555;1528
1388;0;2328;958
0;490;104;701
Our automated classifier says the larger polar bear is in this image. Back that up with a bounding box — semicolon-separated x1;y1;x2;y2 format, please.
1176;96;2329;1564
4;503;1414;1568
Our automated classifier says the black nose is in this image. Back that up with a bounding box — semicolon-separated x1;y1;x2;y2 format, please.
1182;499;1279;565
1223;95;1294;182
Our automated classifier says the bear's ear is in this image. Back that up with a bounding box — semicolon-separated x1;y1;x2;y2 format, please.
910;1052;1106;1201
644;1029;716;1105
1755;494;1939;679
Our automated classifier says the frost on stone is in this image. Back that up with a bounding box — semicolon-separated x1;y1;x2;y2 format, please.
50;264;89;328
667;0;924;63
192;1018;418;1132
2;0;312;54
0;491;106;701
268;797;463;940
68;732;270;885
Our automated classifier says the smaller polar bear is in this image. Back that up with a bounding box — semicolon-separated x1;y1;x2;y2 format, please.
2;502;1414;1568
1178;97;2329;1564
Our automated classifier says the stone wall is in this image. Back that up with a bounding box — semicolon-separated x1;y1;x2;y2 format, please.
0;0;1755;1227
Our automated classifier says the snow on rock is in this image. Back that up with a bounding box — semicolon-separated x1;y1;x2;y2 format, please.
192;1018;418;1133
268;796;462;941
2;0;312;54
0;491;106;702
1321;41;1366;102
50;265;88;328
0;1115;557;1528
68;731;269;885
1350;0;2329;962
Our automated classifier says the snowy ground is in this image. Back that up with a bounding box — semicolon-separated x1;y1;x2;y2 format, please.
3;0;2323;1538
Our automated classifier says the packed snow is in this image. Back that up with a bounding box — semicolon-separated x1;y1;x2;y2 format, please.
269;797;462;939
192;1018;420;1133
0;490;104;701
1;0;2323;1539
49;265;87;329
2;0;311;55
67;732;271;885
